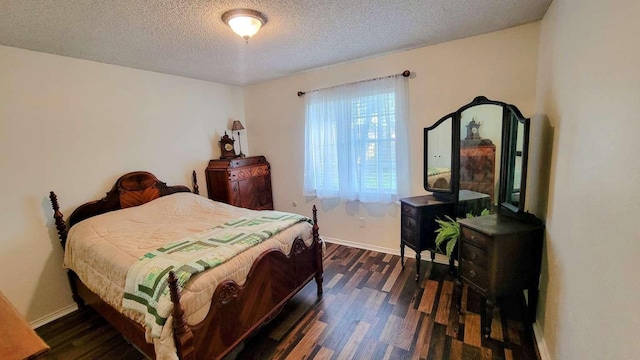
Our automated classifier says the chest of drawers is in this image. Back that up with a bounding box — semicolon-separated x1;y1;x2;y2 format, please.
205;156;274;210
457;214;544;338
460;144;496;203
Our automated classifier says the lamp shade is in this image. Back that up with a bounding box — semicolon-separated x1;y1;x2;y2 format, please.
231;120;245;131
222;9;267;41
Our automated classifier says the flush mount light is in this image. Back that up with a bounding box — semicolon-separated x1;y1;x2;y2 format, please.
222;9;267;43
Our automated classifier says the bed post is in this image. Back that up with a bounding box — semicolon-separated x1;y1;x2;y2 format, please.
312;205;323;295
49;191;68;249
168;271;196;360
50;191;85;307
191;170;199;195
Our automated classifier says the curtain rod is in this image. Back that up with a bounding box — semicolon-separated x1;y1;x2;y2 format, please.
297;70;411;97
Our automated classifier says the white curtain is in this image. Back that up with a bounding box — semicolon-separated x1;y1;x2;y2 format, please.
303;75;410;203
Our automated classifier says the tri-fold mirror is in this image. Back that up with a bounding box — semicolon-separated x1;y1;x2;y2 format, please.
424;96;531;217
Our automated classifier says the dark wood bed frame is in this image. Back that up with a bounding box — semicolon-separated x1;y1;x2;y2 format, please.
49;171;323;360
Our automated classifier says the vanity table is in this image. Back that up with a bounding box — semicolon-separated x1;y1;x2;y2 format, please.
421;96;544;339
457;214;543;338
400;190;491;280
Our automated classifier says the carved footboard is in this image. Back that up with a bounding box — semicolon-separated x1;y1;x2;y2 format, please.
169;206;323;360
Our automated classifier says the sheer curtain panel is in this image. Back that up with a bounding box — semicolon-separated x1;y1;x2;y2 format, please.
303;75;410;203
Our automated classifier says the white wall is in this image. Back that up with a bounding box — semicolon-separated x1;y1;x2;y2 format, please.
533;0;640;358
0;45;245;323
244;23;539;252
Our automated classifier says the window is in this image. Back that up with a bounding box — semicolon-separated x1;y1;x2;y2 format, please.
303;75;409;203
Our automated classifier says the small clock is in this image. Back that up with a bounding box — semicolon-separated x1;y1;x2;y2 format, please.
219;132;237;159
466;119;481;140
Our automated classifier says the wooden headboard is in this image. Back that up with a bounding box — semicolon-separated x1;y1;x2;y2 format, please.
49;171;198;248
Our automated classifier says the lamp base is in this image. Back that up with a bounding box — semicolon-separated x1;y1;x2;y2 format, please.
236;131;246;158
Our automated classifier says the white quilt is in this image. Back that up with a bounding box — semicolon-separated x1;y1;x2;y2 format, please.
63;192;316;359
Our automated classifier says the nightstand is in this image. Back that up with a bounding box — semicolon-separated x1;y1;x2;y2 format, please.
457;214;544;338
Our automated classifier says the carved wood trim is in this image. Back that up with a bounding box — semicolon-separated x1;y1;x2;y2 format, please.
292;237;306;255
228;165;270;181
217;282;239;307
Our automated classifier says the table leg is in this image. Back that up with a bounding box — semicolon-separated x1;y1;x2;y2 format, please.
415;252;421;281
484;297;496;338
528;286;539;323
454;278;463;312
400;243;405;268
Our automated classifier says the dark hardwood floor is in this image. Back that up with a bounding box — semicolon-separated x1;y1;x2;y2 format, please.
36;243;540;360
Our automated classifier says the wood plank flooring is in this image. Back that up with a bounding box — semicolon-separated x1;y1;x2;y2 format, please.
36;243;540;360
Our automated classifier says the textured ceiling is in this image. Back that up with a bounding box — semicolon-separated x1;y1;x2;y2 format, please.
0;0;552;86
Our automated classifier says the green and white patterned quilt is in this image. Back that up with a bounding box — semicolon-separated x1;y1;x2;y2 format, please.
122;211;312;338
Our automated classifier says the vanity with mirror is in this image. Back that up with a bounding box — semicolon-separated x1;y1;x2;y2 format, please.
400;96;544;338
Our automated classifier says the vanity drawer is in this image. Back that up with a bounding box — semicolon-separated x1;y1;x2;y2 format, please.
401;226;415;243
460;242;487;268
461;227;490;249
401;203;418;218
460;261;488;291
401;215;417;231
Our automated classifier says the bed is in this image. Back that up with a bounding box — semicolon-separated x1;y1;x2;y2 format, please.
49;171;323;360
427;167;451;189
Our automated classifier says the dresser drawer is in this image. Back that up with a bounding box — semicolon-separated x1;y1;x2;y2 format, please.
460;242;487;268
460;261;488;291
461;227;490;249
401;215;417;231
401;203;418;219
400;226;415;245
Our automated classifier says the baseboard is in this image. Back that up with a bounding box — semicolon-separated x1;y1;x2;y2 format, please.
532;322;551;360
322;236;451;265
30;304;78;329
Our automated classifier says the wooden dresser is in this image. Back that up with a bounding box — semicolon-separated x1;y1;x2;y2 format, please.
460;144;496;203
399;190;491;280
0;291;49;359
456;214;544;338
205;156;274;210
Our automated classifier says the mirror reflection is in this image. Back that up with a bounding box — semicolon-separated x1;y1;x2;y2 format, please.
503;109;528;210
422;96;531;218
459;104;503;210
425;116;453;192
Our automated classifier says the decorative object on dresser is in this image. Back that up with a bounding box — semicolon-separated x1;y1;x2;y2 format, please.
205;155;273;210
218;132;237;159
456;214;543;338
231;120;246;157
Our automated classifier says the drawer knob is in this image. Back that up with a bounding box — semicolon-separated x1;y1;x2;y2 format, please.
469;270;476;278
470;252;478;260
471;235;477;241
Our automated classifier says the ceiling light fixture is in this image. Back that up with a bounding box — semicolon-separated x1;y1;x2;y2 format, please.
222;9;267;43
